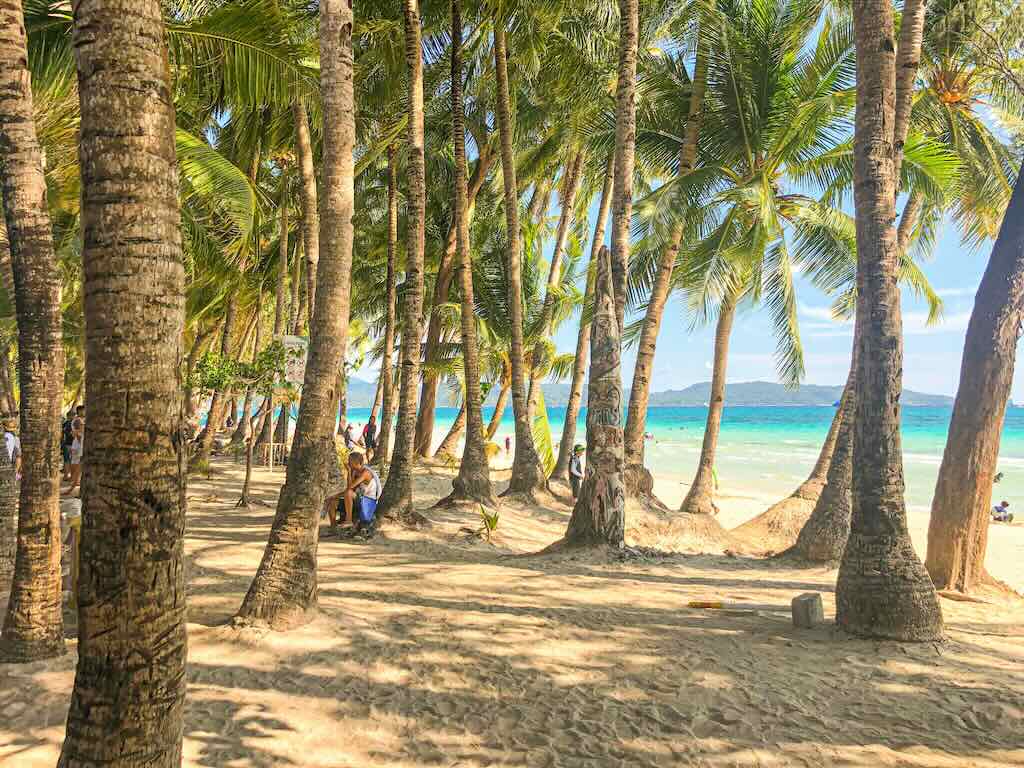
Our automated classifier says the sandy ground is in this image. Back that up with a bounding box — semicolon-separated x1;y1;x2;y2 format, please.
2;457;1023;767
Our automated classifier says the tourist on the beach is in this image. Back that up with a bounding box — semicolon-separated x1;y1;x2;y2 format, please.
61;409;75;478
3;417;21;478
343;422;358;450
992;501;1014;524
570;444;585;499
363;416;377;457
66;405;85;496
324;451;381;536
504;435;511;455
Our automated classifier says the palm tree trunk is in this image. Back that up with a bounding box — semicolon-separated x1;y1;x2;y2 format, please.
679;289;737;516
237;0;355;630
0;0;66;662
493;25;547;499
414;148;495;457
526;150;585;419
290;240;302;333
195;294;235;463
926;164;1024;592
233;297;263;447
435;399;467;459
184;326;214;418
836;0;942;641
486;379;510;441
369;376;383;421
294;98;319;329
623;42;707;495
60;0;188;760
377;0;427;520
375;145;399;468
553;154;615;480
0;451;15;596
443;0;495;505
271;197;290;448
561;0;638;547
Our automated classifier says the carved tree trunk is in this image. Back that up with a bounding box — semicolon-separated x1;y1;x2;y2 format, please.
0;0;66;662
59;0;189;761
375;146;399;468
377;0;427;520
553;154;614;481
236;0;355;630
493;25;547;498
926;165;1024;592
563;247;625;547
836;0;942;641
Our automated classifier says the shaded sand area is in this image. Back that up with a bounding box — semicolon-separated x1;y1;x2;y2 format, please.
2;459;1024;767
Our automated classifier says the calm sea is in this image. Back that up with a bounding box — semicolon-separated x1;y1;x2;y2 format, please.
341;404;1024;513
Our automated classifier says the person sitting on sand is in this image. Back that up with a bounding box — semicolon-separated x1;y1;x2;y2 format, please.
569;444;585;499
992;500;1014;524
324;451;381;535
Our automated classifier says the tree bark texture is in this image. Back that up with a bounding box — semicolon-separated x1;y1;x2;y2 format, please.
563;246;625;547
926;165;1024;592
836;0;942;641
623;42;706;494
60;1;189;762
609;0;638;333
553;154;614;480
293;98;320;330
377;0;427;519
493;25;547;498
446;0;495;506
0;452;15;594
526;150;585;420
237;0;355;630
0;0;67;662
375;145;399;468
679;291;737;516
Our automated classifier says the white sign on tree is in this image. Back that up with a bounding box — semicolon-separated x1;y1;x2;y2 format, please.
282;335;309;387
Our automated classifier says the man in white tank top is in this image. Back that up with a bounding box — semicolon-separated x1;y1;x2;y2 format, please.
325;451;381;535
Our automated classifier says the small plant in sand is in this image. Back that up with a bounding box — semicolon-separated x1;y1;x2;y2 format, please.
479;505;499;543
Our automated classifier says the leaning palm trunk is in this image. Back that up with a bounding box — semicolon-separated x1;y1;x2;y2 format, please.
0;0;66;662
375;146;399;468
679;289;737;516
561;247;626;546
236;0;355;630
526;151;585;420
441;0;496;506
624;43;707;496
377;0;427;520
486;380;510;441
552;155;614;480
926;165;1024;593
60;1;188;761
836;0;942;641
435;399;467;459
294;98;319;329
493;25;547;499
195;295;236;464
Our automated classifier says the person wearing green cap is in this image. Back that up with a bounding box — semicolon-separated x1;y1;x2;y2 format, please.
569;444;585;499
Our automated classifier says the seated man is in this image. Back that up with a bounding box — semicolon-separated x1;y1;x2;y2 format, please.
324;451;382;535
992;500;1013;524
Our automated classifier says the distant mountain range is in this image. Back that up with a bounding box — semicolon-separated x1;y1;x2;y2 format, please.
344;378;954;409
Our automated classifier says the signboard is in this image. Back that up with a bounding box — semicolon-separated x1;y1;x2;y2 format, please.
282;335;309;387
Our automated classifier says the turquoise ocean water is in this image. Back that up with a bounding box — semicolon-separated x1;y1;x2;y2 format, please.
339;404;1024;513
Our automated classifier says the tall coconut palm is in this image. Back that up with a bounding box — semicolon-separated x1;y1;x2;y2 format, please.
293;97;320;327
377;0;427;519
560;0;638;547
375;144;399;467
493;22;548;499
439;0;495;506
237;0;355;629
60;0;188;761
0;0;66;662
835;0;943;641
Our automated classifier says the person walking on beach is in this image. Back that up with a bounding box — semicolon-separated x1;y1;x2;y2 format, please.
569;444;585;499
61;409;75;479
504;435;511;455
66;405;85;496
363;415;377;459
3;417;21;479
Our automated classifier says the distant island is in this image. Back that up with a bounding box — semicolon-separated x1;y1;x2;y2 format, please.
343;378;954;409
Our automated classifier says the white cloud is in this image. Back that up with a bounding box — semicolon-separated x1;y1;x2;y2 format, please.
904;310;972;335
936;287;978;298
798;303;843;322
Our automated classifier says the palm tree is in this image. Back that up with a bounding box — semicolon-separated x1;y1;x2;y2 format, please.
293;98;320;327
439;0;495;506
561;0;638;547
493;22;548;499
835;0;943;641
0;0;66;662
375;144;399;467
237;0;356;629
377;0;428;519
60;0;188;760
